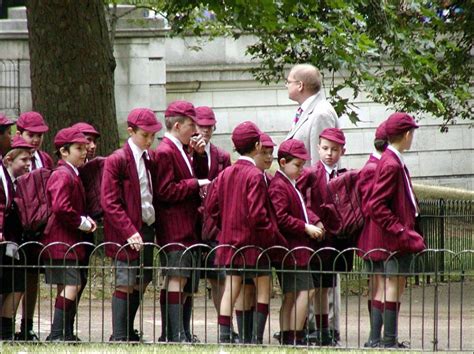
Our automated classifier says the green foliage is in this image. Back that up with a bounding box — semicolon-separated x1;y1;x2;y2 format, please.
122;0;473;127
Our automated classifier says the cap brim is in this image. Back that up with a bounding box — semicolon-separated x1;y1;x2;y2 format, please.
83;130;101;137
72;137;89;145
23;125;49;133
138;123;163;133
197;119;216;126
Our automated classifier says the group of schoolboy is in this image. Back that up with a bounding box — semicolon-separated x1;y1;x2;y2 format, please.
0;100;425;348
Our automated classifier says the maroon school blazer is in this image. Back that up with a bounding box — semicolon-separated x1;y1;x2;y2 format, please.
210;159;286;266
193;143;231;180
357;154;380;218
42;160;87;261
0;164;22;244
37;150;54;170
358;148;419;261
269;171;320;267
154;137;201;248
101;143;154;261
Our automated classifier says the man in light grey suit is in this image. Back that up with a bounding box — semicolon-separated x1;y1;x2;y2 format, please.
285;64;339;166
285;63;341;344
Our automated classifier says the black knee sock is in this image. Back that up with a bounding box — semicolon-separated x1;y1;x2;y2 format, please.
128;290;140;336
182;296;192;339
167;291;185;342
159;289;168;341
368;300;383;343
111;291;129;340
252;303;269;344
0;317;14;340
20;318;34;333
382;301;399;346
218;315;232;343
50;296;75;340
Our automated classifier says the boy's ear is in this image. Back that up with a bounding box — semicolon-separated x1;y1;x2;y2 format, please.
59;146;68;157
279;157;286;167
341;147;346;156
126;127;134;136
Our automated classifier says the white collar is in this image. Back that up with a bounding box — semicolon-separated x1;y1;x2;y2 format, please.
372;151;382;160
321;161;337;175
128;138;149;160
300;92;319;112
165;132;185;151
276;169;296;186
205;142;211;156
65;161;79;176
238;156;256;166
387;145;404;165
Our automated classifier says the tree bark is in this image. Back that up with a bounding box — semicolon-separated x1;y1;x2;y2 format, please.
25;0;118;156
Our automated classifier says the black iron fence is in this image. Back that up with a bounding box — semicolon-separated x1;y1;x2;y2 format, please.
0;59;20;117
0;199;472;350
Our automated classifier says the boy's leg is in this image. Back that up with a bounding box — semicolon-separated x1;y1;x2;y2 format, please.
1;292;23;340
252;275;270;344
166;276;188;342
382;276;406;348
235;282;255;343
366;274;384;347
19;273;39;340
219;274;242;343
328;276;341;340
209;278;224;314
280;292;294;344
49;284;81;341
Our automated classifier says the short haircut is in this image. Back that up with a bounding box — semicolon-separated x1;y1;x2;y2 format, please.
388;130;412;144
235;139;259;156
55;143;72;159
277;152;295;165
374;139;387;153
165;116;189;131
128;123;139;132
291;64;322;94
3;147;31;163
0;126;11;134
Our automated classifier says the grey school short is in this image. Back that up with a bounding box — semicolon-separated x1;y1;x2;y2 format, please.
365;254;418;276
277;267;314;294
45;260;83;286
160;248;201;294
1;254;27;293
114;224;156;287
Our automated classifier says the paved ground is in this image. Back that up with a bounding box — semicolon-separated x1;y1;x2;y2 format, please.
11;280;474;351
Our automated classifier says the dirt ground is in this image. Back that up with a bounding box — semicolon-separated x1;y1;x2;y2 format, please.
8;279;474;351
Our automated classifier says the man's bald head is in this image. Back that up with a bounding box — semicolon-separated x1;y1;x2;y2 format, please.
290;64;322;94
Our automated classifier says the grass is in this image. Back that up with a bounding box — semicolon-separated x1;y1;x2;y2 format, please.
0;343;420;353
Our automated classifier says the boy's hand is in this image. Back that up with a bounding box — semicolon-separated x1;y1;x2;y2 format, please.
85;217;97;233
0;232;3;241
190;134;206;154
127;233;143;251
198;179;211;187
305;224;324;240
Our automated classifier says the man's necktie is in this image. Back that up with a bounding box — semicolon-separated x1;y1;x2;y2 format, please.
294;107;303;124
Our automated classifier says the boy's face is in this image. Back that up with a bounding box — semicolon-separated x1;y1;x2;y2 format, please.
18;130;44;152
318;138;345;167
8;150;32;178
0;126;12;155
84;134;98;159
175;117;197;145
196;124;214;144
254;146;274;171
128;127;156;151
280;157;305;180
62;143;87;168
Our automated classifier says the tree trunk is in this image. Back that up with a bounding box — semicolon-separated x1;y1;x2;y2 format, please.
25;0;118;156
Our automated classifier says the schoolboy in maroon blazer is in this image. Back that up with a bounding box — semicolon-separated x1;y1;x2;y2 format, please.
355;120;388;328
154;100;209;343
269;139;324;345
359;112;425;348
101;108;162;342
209;121;286;344
0;136;34;340
41;127;96;341
192;106;231;180
0;114;15;157
297;127;346;346
14;111;53;340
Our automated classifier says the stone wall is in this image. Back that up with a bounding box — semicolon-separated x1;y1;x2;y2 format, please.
0;6;472;189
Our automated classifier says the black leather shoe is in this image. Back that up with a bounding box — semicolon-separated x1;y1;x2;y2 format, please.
15;330;40;341
364;339;380;348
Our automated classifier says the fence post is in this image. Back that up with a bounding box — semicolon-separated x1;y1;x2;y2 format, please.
439;199;445;282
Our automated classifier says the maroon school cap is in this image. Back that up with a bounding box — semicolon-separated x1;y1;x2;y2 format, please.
319;127;346;146
260;133;276;148
195;106;216;126
54;127;89;149
231;121;262;150
385;112;419;137
165;100;197;122
127;108;162;133
17;111;49;133
278;139;310;161
0;113;15;127
10;135;34;149
71;122;100;137
375;120;388;141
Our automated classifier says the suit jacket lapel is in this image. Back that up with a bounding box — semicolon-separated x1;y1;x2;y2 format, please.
163;137;194;179
285;93;322;140
124;143;141;204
